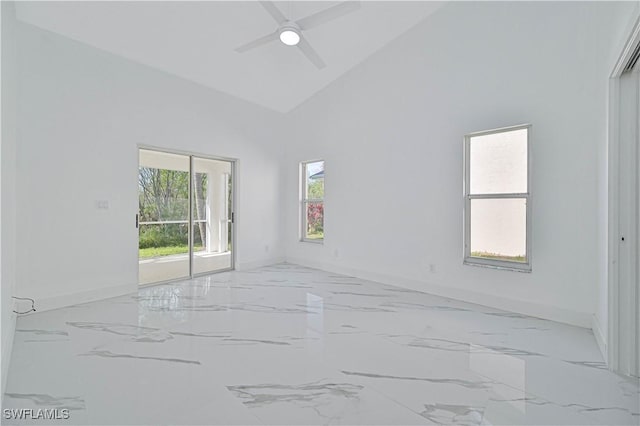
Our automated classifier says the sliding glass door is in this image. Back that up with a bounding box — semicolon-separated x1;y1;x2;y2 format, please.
138;149;234;285
191;157;233;275
138;150;190;285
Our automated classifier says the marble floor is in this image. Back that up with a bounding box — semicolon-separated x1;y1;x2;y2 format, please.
2;263;639;425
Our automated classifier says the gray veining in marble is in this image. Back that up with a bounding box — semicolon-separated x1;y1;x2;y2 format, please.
341;370;493;390
168;331;231;338
419;403;485;425
222;338;291;346
67;321;174;343
227;381;363;408
2;263;638;425
79;350;201;365
563;360;608;370
16;329;69;336
381;301;471;312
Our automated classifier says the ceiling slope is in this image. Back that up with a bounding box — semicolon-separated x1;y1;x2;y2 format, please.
15;1;445;112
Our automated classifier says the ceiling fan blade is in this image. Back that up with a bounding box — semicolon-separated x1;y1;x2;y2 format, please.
297;37;326;69
259;1;287;25
296;1;360;31
235;31;279;53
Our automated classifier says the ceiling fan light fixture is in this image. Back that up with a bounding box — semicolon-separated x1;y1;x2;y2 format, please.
235;1;362;69
279;26;300;46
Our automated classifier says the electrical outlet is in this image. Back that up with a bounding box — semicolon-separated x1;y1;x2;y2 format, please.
95;200;109;210
429;264;437;273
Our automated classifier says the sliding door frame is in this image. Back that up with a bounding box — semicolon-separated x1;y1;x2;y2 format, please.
137;145;237;286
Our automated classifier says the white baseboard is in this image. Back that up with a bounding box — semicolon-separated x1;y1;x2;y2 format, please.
236;256;285;271
26;283;135;314
285;257;592;329
592;314;608;361
13;257;594;327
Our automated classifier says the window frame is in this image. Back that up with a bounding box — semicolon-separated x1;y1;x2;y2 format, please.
463;124;532;272
300;159;324;244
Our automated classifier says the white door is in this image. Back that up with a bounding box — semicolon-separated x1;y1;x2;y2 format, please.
611;66;640;378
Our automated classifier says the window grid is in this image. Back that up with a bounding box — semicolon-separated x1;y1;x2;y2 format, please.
463;124;532;272
300;160;324;243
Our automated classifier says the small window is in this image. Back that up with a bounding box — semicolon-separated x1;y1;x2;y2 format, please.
464;125;531;271
301;160;324;243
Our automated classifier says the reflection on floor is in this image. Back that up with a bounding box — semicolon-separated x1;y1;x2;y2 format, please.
3;264;639;425
138;250;231;285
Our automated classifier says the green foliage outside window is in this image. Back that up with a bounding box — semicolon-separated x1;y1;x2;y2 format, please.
138;167;208;254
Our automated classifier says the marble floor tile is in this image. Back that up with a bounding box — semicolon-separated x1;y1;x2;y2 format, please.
2;263;638;425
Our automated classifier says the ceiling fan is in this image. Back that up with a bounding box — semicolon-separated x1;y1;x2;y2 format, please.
235;1;361;69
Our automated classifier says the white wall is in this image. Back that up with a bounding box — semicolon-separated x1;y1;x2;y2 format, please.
1;1;18;398
13;21;286;310
284;1;637;328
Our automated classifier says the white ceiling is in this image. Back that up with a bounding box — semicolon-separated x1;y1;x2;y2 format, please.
15;1;445;113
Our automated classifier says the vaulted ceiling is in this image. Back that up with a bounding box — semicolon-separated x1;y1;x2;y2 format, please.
15;1;445;112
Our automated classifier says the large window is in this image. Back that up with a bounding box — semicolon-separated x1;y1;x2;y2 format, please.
301;160;324;242
464;125;531;271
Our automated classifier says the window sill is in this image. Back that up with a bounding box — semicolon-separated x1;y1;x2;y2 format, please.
300;239;324;245
463;258;531;273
